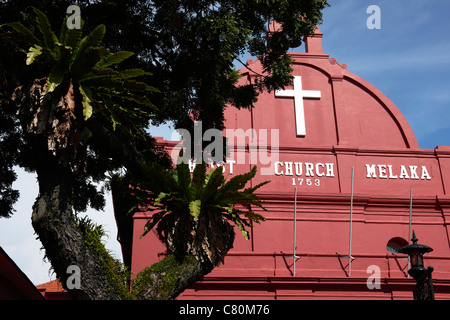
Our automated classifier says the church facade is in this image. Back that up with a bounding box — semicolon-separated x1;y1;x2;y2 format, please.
122;27;450;300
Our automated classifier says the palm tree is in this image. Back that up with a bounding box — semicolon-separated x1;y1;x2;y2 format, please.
130;153;270;299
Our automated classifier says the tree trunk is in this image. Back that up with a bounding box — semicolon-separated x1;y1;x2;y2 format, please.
131;212;236;300
17;78;234;300
30;139;129;299
131;254;214;300
29;135;230;300
15;78;126;300
32;186;113;299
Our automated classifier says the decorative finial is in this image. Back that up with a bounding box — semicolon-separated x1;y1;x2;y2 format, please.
411;230;418;244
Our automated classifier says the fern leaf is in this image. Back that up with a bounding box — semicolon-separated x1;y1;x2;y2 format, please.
117;94;158;110
64;24;83;48
80;68;151;84
4;22;41;45
243;180;271;194
70;46;108;80
189;199;201;218
59;17;68;45
122;79;160;92
79;85;93;120
192;161;207;198
46;44;71;92
220;165;257;194
95;51;135;69
176;158;191;201
26;45;42;65
202;167;225;202
140;211;166;238
111;69;152;79
77;24;106;55
69;24;105;68
46;74;62;93
32;7;58;52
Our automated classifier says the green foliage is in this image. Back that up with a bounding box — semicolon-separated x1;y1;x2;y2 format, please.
74;215;107;246
0;4;170;217
74;214;134;299
0;90;20;218
131;156;269;266
0;0;328;218
2;7;158;138
139;151;270;245
135;0;330;133
131;254;197;300
0;0;329;299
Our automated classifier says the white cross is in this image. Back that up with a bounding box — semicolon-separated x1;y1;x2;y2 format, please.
275;76;321;136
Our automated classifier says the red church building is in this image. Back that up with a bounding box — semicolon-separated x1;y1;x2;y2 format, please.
116;26;450;300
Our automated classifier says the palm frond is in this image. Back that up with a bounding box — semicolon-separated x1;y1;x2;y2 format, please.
71;24;106;67
26;44;43;65
7;9;158;138
79;85;93;120
32;8;58;55
94;51;135;69
2;21;41;45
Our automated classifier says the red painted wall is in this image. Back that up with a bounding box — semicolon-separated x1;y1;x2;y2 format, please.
127;28;450;300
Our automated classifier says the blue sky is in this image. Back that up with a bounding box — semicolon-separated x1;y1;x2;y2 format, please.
1;0;449;285
320;0;450;148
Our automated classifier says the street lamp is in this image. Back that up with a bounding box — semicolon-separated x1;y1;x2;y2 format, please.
398;231;435;300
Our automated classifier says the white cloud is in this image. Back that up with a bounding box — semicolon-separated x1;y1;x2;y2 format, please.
0;168;47;285
0;167;122;285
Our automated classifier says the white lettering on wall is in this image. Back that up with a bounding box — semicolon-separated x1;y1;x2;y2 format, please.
274;161;335;177
187;161;432;183
188;159;236;175
316;163;325;177
365;164;431;180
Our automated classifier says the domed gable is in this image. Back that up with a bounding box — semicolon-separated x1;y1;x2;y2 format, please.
225;28;419;150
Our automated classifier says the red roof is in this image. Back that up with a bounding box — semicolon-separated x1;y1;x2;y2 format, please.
0;246;45;300
36;280;71;300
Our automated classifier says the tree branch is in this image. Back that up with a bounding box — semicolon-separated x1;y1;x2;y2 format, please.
131;254;213;300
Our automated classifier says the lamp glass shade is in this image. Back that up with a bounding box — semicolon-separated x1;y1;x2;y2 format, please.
410;252;423;268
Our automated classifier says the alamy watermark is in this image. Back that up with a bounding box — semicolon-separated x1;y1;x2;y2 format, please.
66;264;81;289
171;121;280;176
367;5;381;30
66;5;81;29
171;121;279;175
366;265;381;290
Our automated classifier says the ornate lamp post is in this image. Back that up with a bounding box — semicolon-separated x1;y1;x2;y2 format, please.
398;231;435;300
